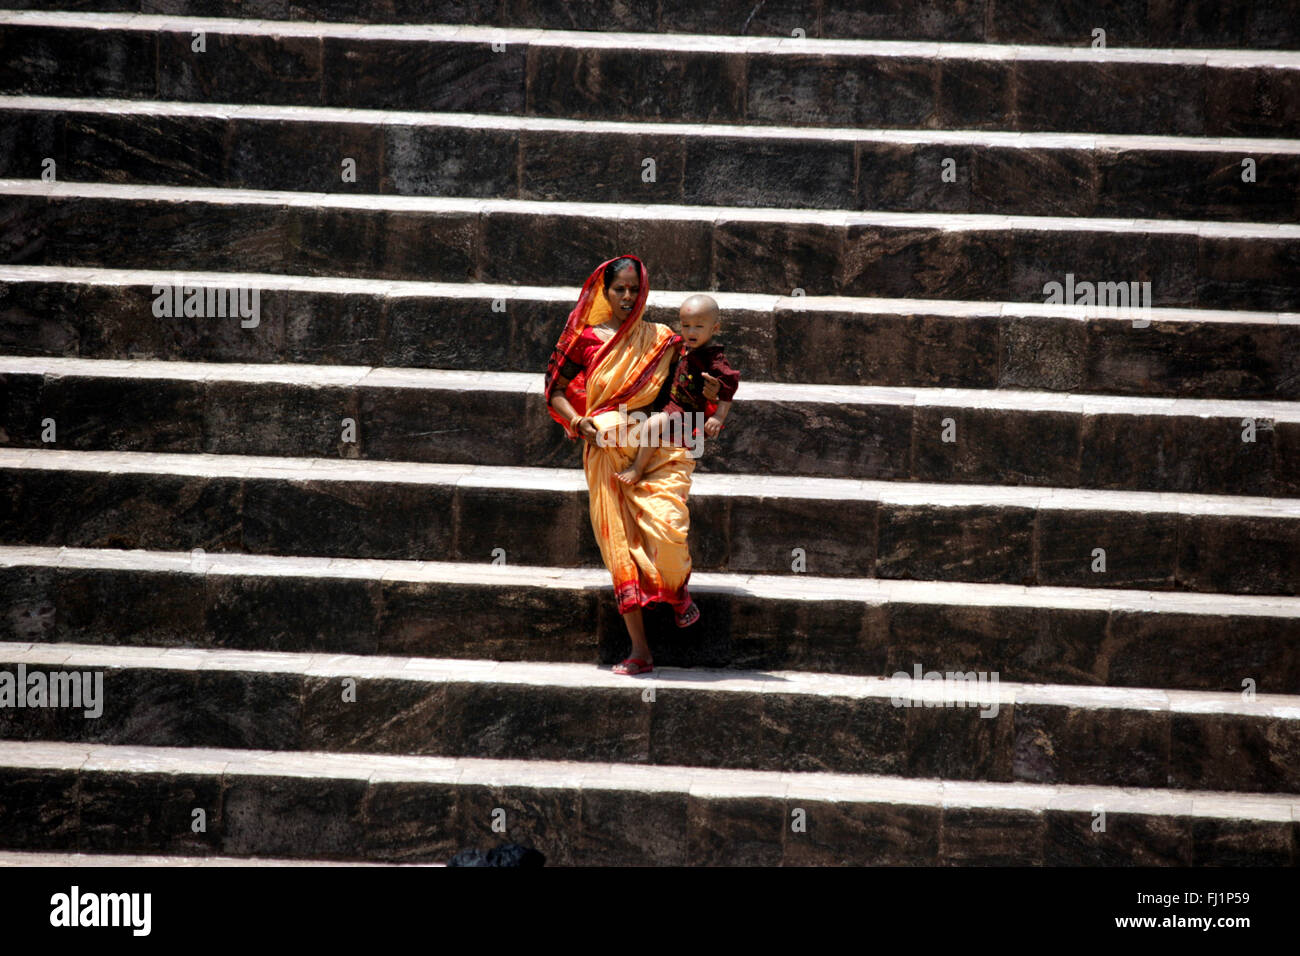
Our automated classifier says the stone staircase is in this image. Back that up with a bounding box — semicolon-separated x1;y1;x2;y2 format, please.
0;3;1298;865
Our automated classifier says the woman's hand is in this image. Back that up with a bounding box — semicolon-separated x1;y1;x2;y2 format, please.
701;372;721;401
575;416;600;444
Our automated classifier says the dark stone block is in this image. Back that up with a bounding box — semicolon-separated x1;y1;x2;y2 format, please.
660;0;813;35
1096;149;1300;224
0;110;63;180
782;799;940;865
480;211;619;286
158;30;323;105
445;682;647;762
376;209;478;282
228;118;382;193
1014;61;1205;135
503;0;643;31
383;294;515;370
711;399;913;479
205;380;359;458
1;470;242;552
713;219;842;297
617;217;712;290
822;0;986;40
877;504;1034;584
904;698;1014;780
205;574;381;654
1203;66;1300;138
1197;234;1300;313
527;47;746;123
987;0;1148;44
936;60;1014;130
972;147;1097;217
0;767;79;850
56;567;207;648
685;138;854;210
1037;510;1179;590
580;786;687;865
686;795;785;866
244;478;454;560
746;54;936;128
941;808;1044;865
0;566;57;642
857;143;972;213
278;289;383;366
912;406;1080;487
679;492;728;571
1015;705;1169;788
0;26;157;98
840;226;1009;300
383;124;517;197
65;111;227;187
302;677;447;755
727;495;874;576
1008;228;1198;309
357;383;526;464
1086;317;1287;399
721;598;890;675
221;774;366;857
762;693;908;775
455;485;585;566
887;603;1109;687
361;780;460;863
999;315;1087;391
458;783;581;866
377;581;598;661
0;280;83;358
79;771;222;855
327;39;525;112
521;129;683;204
188;671;303;749
38;375;205;452
77;668;198;747
1044;810;1191;865
1191;818;1294;866
1170;714;1300;794
648;688;766;769
1177;515;1300;596
1275;422;1300;497
1106;611;1300;693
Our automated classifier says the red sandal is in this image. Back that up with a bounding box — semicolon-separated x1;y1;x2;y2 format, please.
613;657;653;675
674;601;700;628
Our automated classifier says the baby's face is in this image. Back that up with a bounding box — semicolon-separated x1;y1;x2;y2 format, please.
679;310;719;349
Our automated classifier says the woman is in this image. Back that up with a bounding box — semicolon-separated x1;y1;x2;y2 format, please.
544;255;701;675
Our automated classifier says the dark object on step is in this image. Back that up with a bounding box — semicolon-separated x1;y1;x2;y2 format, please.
447;843;546;867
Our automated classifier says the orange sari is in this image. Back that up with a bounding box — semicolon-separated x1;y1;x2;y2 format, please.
544;256;695;614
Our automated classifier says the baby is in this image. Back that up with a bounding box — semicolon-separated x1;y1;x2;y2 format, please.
616;294;740;485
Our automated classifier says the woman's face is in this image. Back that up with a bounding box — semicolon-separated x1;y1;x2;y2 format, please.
604;266;639;324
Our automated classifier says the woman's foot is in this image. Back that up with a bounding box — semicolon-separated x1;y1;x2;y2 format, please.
615;464;643;485
674;601;700;628
613;657;653;675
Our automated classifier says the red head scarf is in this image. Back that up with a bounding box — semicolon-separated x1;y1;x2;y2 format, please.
543;255;655;437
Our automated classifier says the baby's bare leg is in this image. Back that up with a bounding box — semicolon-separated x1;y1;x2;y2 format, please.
616;411;669;485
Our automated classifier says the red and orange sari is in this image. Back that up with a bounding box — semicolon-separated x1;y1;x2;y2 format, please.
544;256;695;615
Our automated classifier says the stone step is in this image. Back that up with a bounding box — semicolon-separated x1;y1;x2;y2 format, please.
5;96;1299;223
3;448;1297;595
1;14;1298;136
5;0;1300;49
3;641;1297;794
5;182;1298;311
4;267;1298;401
4;545;1299;692
0;740;1294;864
2;357;1295;496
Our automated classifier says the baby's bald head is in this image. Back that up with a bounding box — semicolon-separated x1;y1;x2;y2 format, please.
678;294;721;348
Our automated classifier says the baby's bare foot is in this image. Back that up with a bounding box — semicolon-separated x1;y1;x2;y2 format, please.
615;465;642;485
